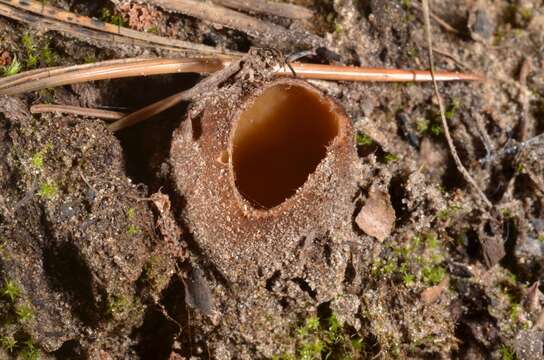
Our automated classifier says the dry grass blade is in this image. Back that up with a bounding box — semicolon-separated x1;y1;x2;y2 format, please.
413;1;460;34
0;58;229;96
0;0;234;56
212;0;313;19
30;104;125;121
421;0;492;209
147;0;321;46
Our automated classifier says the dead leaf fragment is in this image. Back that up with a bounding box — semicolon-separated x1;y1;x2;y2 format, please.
523;281;542;313
355;190;396;241
421;276;450;304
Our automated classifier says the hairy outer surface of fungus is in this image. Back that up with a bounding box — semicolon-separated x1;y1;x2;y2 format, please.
170;78;358;297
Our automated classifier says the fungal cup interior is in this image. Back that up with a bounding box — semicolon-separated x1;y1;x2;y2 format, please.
232;83;340;210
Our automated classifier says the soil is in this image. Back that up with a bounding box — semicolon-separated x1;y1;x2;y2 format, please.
1;0;544;359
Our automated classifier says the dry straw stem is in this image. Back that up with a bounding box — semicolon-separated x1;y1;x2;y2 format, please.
412;0;460;34
0;0;234;55
421;0;492;209
30;104;125;121
211;0;313;19
147;0;321;46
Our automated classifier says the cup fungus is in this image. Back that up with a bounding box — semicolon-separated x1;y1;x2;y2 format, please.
171;78;357;284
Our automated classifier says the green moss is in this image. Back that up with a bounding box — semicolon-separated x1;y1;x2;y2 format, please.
40;43;57;66
499;344;518;360
402;273;415;286
127;225;140;237
437;203;463;221
0;335;17;352
21;34;35;54
278;313;364;359
127;207;136;219
445;98;461;121
21;33;38;69
1;280;21;302
424;233;439;249
30;144;52;170
430;123;443;136
415;118;429;133
16;304;34;323
422;266;446;285
384;153;399;163
100;8;127;27
20;33;57;69
509;303;521;321
356;133;374;146
38;181;58;200
1;57;21;76
20;339;40;360
107;294;132;318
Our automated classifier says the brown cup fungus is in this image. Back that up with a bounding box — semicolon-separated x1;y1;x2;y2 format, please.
171;78;357;290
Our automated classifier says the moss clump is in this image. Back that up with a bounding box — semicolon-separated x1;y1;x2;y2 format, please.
19;339;40;360
499;344;517;360
127;225;140;237
437;203;463;221
16;304;34;323
1;280;21;302
1;57;21;76
275;313;364;359
107;294;135;319
20;33;58;69
38;181;58;200
383;153;400;163
356;133;374;146
371;232;446;288
0;335;17;352
30;144;51;170
99;7;127;27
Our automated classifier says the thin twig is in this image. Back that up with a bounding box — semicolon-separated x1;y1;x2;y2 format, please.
474;113;495;158
30;104;125;120
432;48;469;71
211;0;313;19
421;0;492;209
108;59;243;131
518;57;532;142
0;0;234;56
526;169;544;195
146;0;322;46
412;1;460;34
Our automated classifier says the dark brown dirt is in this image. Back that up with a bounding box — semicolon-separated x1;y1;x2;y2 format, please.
1;0;544;359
